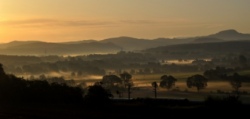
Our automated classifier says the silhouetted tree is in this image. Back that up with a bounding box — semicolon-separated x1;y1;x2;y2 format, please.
187;74;208;92
29;75;35;80
120;71;132;86
229;73;242;96
101;74;122;89
120;72;133;100
116;90;123;98
77;81;87;89
66;79;76;87
203;67;232;80
160;75;177;90
39;74;46;80
0;63;84;104
0;63;7;78
151;82;158;98
84;83;113;104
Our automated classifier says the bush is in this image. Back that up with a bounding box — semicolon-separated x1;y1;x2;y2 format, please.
204;95;241;107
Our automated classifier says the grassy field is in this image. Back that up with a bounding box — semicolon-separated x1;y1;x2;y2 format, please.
2;72;250;118
112;72;250;104
74;72;250;98
22;71;250;104
120;81;250;104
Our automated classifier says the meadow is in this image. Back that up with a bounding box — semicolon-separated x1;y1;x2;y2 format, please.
69;72;250;104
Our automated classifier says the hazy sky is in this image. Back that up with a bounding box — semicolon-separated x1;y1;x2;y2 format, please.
1;0;250;43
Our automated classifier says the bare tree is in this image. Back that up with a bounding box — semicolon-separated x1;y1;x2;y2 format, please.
151;82;158;98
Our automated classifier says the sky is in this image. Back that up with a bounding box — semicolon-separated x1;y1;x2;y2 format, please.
1;0;250;43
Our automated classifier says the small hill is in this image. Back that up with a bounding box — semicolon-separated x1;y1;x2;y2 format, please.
0;41;43;48
1;29;250;55
209;29;250;40
100;37;153;51
145;40;250;56
192;37;224;43
61;40;97;44
100;36;189;51
0;41;121;55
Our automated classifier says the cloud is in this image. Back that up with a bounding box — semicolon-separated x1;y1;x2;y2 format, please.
0;19;115;28
120;20;160;24
0;18;191;28
1;18;221;30
119;18;196;26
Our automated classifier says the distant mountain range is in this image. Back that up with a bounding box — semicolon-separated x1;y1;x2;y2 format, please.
0;29;250;55
145;40;250;54
209;29;250;40
0;41;121;55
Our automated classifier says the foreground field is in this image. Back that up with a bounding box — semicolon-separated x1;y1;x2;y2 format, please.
75;73;250;104
0;98;249;119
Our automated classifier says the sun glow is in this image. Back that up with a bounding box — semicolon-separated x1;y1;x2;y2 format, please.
0;0;249;42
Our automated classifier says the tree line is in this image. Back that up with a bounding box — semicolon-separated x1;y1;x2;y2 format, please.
0;62;246;105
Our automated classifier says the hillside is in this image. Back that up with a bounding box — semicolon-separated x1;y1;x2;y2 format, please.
144;40;250;58
192;37;224;43
209;29;250;40
1;29;250;55
101;37;171;51
0;41;121;55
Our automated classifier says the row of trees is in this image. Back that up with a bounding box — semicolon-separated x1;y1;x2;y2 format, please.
97;71;243;99
100;72;133;99
151;73;243;98
0;64;84;104
5;53;248;76
0;61;245;105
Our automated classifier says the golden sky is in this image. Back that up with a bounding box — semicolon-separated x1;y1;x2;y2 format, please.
1;0;250;43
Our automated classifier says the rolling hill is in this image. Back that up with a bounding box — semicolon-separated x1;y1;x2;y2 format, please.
0;29;250;55
0;41;121;55
192;37;224;43
209;29;250;40
145;40;250;55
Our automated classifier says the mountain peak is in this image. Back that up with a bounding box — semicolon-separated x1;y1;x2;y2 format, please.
216;29;240;35
208;29;250;40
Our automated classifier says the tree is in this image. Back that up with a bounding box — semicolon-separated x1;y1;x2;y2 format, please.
116;90;123;98
203;67;231;80
0;63;7;79
229;73;242;96
120;72;133;100
84;83;113;104
186;74;208;92
38;74;46;80
160;75;177;90
101;75;122;88
66;79;76;87
120;72;132;87
151;82;158;98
